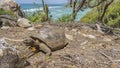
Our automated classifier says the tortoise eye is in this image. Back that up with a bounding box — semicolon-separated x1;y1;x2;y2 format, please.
23;39;30;43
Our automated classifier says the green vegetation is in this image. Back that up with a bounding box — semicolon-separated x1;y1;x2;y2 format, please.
0;8;16;17
80;0;120;27
104;1;120;27
26;11;46;23
56;14;72;23
80;8;98;23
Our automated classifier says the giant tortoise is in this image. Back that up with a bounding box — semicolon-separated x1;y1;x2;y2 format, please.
23;25;68;56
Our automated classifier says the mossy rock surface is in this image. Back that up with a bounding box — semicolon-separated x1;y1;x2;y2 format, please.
0;8;16;17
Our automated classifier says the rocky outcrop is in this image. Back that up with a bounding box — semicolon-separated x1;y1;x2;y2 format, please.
0;15;32;28
0;38;29;68
0;0;25;18
0;0;32;28
0;15;18;27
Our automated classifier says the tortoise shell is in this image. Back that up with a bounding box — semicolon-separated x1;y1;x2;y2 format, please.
31;25;67;51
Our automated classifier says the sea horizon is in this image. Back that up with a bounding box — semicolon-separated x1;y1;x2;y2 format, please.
20;3;90;21
20;3;65;10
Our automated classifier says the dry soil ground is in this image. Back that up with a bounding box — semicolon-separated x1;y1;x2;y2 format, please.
0;23;120;68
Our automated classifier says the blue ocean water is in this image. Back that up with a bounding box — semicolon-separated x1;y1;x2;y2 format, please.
20;4;90;21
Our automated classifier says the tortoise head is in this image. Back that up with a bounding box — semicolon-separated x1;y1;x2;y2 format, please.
23;38;35;46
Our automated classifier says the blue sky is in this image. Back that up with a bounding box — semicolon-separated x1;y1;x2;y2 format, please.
16;0;68;4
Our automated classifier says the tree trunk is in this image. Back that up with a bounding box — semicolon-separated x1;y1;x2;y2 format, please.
71;12;77;22
41;0;49;21
71;0;77;22
97;0;113;23
100;0;114;22
71;0;86;22
70;0;72;7
42;0;45;12
96;0;114;34
45;4;49;21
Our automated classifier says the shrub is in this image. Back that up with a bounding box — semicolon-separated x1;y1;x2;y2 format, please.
80;0;120;27
103;1;120;27
56;14;72;23
80;8;98;23
26;11;46;23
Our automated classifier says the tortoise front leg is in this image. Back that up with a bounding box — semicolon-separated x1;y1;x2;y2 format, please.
39;43;51;56
34;40;51;56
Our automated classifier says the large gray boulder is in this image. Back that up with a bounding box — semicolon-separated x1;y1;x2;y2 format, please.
0;38;29;68
0;15;17;27
0;15;32;28
0;0;25;18
0;0;32;28
0;38;18;68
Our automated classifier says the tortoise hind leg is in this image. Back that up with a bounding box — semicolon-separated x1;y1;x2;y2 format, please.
39;43;52;56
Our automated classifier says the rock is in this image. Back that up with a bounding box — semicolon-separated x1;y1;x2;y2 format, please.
17;18;31;28
71;29;77;32
78;32;96;39
0;15;31;28
0;0;25;18
0;38;29;68
27;24;43;31
0;49;3;56
65;34;74;40
1;26;10;30
27;27;35;31
34;24;43;29
0;38;18;68
0;0;9;10
0;0;31;28
0;15;18;27
103;38;112;42
80;41;88;46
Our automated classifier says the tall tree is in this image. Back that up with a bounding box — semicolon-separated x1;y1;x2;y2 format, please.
71;0;86;21
97;0;114;22
42;0;45;12
71;0;114;21
70;0;114;33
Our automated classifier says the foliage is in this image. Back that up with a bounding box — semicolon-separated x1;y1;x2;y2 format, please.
0;8;16;17
56;14;72;23
80;8;98;23
26;11;46;23
103;1;120;27
80;0;120;27
26;0;49;23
